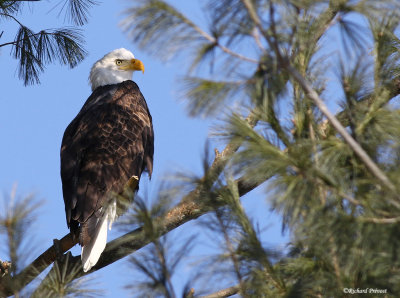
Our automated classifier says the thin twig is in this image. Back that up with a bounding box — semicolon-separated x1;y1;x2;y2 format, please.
309;115;327;205
215;211;245;293
203;111;258;183
360;216;400;224
251;27;266;52
0;40;20;48
0;12;24;27
200;285;240;298
240;0;268;41
216;41;258;64
329;236;343;289
178;9;258;64
231;189;286;293
337;190;362;207
153;239;176;298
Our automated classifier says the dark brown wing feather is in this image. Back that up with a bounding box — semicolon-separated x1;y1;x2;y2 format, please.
60;80;154;245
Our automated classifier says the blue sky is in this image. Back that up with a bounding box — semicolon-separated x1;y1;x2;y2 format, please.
0;1;287;296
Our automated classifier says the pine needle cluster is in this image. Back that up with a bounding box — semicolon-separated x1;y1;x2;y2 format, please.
0;0;94;85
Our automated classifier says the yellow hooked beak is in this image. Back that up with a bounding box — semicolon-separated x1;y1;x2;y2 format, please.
120;59;145;73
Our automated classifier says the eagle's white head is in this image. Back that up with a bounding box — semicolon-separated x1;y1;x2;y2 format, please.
89;48;144;91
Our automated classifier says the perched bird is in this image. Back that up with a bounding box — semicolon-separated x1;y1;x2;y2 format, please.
60;48;154;272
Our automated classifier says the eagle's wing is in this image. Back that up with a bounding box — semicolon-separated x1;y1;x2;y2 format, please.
61;80;154;245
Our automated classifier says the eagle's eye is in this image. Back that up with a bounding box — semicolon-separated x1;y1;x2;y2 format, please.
115;59;123;66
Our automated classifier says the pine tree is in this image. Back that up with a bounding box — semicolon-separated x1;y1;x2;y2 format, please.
2;0;400;297
120;1;400;295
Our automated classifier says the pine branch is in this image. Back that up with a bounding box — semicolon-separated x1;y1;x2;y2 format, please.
2;2;89;85
1;22;87;85
121;0;257;63
285;62;397;194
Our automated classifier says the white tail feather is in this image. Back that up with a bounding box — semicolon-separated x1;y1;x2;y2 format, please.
81;199;117;272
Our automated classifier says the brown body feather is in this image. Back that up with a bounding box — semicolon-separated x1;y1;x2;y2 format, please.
60;80;154;246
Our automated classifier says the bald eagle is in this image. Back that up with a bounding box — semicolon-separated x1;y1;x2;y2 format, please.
60;48;154;272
